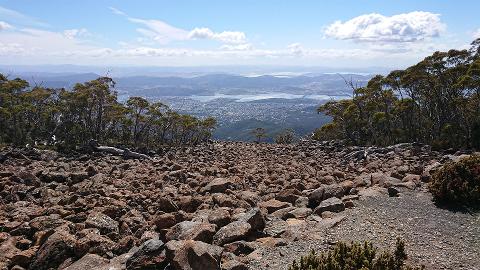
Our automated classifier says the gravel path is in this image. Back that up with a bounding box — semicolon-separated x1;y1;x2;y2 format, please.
249;188;480;270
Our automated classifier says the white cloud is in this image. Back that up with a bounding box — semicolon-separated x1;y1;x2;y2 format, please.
129;18;189;44
189;27;247;44
287;43;303;56
63;28;88;39
0;5;48;27
110;7;247;45
0;21;12;31
220;43;253;51
473;28;480;39
325;11;445;43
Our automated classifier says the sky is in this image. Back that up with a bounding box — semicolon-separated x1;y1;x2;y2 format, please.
0;0;479;69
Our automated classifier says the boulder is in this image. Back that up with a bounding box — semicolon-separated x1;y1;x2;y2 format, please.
29;229;76;270
308;184;344;207
126;239;168;270
156;197;179;213
237;208;265;232
74;229;114;257
85;212;119;235
64;254;109;270
223;240;256;256
165;240;223;270
275;188;301;204
212;221;251;246
258;199;291;214
166;221;216;243
313;197;345;215
201;178;234;194
153;213;177;230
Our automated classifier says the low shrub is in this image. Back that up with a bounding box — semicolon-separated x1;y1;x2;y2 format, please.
429;155;480;207
289;239;423;270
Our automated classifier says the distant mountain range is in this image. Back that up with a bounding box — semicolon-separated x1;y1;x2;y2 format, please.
1;71;372;98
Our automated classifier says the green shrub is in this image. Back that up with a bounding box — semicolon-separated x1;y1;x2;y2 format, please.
429;155;480;207
289;239;423;270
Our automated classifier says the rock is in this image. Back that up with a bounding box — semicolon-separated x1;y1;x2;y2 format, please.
166;221;216;243
275;188;301;204
157;197;179;213
237;208;265;231
64;254;109;270
165;240;223;270
126;239;168;270
74;229;114;257
402;174;421;185
271;206;296;220
10;247;37;268
201;178;234;194
284;207;312;219
313;197;345;215
85;212;119;235
294;196;309;208
308;184;344;207
388;187;400;197
223;241;256;256
29;229;76;270
153;213;177;230
258;199;292;213
207;208;231;227
69;172;90;184
39;171;68;183
212;221;251;246
177;196;202;213
222;259;248;270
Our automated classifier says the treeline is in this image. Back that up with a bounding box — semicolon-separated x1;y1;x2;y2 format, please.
0;76;216;150
314;39;480;149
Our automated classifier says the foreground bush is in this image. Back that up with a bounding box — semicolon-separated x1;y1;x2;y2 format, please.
429;155;480;207
289;239;423;270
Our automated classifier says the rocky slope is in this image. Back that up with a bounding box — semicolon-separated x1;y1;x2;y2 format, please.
0;141;478;270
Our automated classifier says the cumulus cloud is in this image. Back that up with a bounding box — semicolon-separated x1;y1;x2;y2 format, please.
63;28;88;39
325;11;445;43
110;7;247;45
0;21;12;31
189;27;247;44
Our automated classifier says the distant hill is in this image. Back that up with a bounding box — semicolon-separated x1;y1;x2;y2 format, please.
4;72;370;97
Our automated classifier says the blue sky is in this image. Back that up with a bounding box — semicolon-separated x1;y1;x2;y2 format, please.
0;0;479;68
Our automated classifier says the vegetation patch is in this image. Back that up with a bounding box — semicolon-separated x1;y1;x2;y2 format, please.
289;239;423;270
429;155;480;207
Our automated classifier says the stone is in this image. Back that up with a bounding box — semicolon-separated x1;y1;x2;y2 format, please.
237;208;265;231
85;212;119;235
201;178;234;194
308;184;344;207
275;188;301;204
29;229;76;270
165;221;216;243
165;240;223;270
258;199;292;213
212;221;251;246
313;197;345;215
157;197;179;213
284;207;312;219
74;229;115;257
126;239;168;270
223;241;256;256
388;187;400;197
207;208;231;227
153;213;177;230
64;254;109;270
